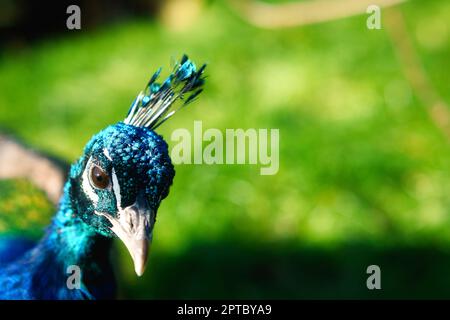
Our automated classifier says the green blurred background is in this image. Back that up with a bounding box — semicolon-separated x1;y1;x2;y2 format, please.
0;0;449;298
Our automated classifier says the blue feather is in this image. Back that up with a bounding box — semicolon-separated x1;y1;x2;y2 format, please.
0;236;35;264
124;55;207;129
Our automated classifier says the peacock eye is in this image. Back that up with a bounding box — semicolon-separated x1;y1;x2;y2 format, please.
90;165;110;189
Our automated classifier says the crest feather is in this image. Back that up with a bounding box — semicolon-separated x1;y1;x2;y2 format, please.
124;55;206;130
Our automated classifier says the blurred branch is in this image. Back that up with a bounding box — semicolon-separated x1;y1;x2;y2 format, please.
160;0;203;31
384;8;450;142
0;134;67;204
228;0;406;28
230;0;450;142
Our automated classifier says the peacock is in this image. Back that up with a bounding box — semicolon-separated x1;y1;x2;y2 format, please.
0;55;206;300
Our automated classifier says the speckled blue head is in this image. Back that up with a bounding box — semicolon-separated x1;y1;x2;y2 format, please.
66;55;205;276
68;122;174;237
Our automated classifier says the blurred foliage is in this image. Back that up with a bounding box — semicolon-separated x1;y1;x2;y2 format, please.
0;0;449;298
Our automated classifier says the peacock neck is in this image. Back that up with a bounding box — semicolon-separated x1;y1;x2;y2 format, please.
32;181;112;280
25;181;115;299
42;184;112;268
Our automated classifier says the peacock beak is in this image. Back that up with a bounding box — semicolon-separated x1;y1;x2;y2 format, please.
97;197;154;276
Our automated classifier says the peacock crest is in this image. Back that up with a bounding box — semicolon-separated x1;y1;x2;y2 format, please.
124;54;206;130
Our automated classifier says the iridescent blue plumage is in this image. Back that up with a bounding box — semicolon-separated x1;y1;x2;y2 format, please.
125;54;206;129
0;55;206;299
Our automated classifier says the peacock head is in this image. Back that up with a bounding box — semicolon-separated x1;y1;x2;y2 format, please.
66;55;205;276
